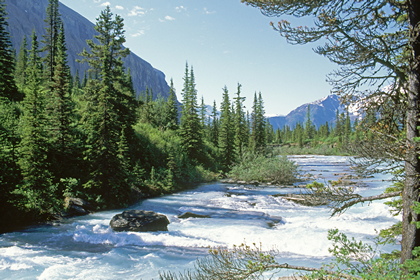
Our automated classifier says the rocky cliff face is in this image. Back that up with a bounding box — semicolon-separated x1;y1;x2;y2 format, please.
5;0;170;99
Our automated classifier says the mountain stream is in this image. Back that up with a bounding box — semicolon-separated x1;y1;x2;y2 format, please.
0;155;400;279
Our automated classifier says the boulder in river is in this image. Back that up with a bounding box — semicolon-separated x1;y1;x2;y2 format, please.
64;197;93;217
267;215;283;228
178;212;210;219
110;210;170;232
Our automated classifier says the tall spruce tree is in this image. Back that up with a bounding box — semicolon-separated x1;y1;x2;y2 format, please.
200;96;208;129
79;6;134;208
18;31;55;217
209;100;219;147
218;86;235;171
233;83;248;156
15;36;28;90
304;105;315;140
250;92;266;152
0;1;24;225
48;22;78;180
165;78;179;130
179;64;204;164
42;0;61;82
0;0;21;101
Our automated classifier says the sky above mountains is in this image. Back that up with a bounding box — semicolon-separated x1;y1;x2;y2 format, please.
60;0;336;116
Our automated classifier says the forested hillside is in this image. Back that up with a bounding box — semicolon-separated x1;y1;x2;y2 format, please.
0;0;282;232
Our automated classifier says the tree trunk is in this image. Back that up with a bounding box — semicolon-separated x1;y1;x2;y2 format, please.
402;0;420;263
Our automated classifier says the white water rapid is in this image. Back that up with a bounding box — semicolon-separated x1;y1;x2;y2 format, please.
0;155;400;279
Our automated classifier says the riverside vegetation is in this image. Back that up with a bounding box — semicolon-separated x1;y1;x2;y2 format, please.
0;0;301;232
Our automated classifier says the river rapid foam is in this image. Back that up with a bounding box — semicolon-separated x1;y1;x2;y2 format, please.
0;155;400;279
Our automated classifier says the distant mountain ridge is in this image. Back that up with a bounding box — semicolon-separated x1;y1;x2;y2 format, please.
5;0;170;99
268;94;357;130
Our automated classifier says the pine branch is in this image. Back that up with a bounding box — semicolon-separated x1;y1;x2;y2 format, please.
332;191;401;216
267;263;358;279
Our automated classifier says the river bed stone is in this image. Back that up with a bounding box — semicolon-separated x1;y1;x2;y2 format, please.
110;210;170;232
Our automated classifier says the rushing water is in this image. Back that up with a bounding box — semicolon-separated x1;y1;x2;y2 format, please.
0;155;400;279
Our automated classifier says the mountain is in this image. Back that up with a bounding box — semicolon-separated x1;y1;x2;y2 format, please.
5;0;170;99
268;94;357;130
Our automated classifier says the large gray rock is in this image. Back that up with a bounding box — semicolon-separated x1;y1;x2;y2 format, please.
178;212;210;219
110;210;170;232
64;197;93;217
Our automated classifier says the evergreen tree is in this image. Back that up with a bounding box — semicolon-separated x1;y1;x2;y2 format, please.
0;0;21;101
0;1;23;218
274;129;282;144
318;122;330;139
282;125;292;143
293;123;304;148
250;92;266;152
42;0;61;82
199;96;206;127
165;79;179;130
218;86;235;171
344;110;352;143
15;36;28;90
79;6;134;208
304;105;315;140
265;119;275;144
138;87;154;125
47;21;78;181
233;83;248;156
0;97;22;226
17;31;55;217
179;63;204;164
334;110;342;140
209;100;219;147
124;68;135;96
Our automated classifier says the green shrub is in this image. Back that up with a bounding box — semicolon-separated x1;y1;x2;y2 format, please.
228;152;298;185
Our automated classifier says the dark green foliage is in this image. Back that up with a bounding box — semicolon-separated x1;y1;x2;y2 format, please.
218;86;235;171
304;105;315;140
16;31;56;218
199;96;206;127
250;92;266;152
233;84;248;156
0;0;21;101
0;98;23;230
165;79;179;130
138;87;155;125
208;100;219;147
79;6;135;208
42;0;61;82
179;64;204;165
46;21;80;182
15;36;28;90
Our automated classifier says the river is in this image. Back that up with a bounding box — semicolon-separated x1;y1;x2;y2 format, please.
0;155;400;279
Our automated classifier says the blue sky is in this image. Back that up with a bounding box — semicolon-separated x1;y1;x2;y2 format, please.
60;0;336;116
